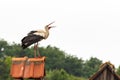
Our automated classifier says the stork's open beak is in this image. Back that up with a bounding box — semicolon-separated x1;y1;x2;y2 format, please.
46;21;55;27
46;21;55;29
48;26;55;29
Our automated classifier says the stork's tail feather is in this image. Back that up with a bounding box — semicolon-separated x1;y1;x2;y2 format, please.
21;35;34;49
21;43;29;49
21;41;31;49
22;44;26;49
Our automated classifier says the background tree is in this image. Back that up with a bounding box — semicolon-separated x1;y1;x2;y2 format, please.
63;55;84;77
82;57;102;78
0;56;12;80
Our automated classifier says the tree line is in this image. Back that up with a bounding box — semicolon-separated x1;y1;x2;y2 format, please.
0;39;120;80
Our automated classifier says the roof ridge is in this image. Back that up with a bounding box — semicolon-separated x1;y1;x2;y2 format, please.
99;61;115;70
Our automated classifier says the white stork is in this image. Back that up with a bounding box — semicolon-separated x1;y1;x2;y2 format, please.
21;22;55;57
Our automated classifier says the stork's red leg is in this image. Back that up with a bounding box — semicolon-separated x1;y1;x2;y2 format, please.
37;43;40;57
34;42;41;57
36;42;41;57
34;44;37;58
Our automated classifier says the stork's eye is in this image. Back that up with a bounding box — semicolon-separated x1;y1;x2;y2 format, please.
48;27;51;29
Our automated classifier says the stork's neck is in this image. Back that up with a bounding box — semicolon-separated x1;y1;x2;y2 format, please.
44;27;49;39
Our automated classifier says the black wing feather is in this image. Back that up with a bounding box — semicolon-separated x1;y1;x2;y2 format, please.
21;34;44;49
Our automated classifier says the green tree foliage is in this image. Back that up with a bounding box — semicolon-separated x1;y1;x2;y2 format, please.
0;56;12;80
46;69;86;80
63;55;84;76
82;57;102;78
46;69;69;80
116;65;120;75
0;39;8;57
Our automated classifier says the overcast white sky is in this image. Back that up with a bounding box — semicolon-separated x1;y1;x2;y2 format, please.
0;0;120;67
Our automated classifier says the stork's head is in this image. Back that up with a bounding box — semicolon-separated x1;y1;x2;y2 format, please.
45;21;55;30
